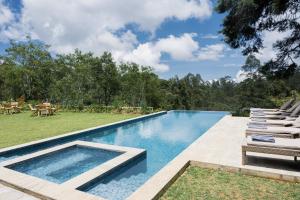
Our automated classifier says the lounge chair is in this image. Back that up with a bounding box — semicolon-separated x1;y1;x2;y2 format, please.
246;126;300;138
242;136;300;164
251;100;300;115
250;99;295;112
250;103;300;120
248;115;300;127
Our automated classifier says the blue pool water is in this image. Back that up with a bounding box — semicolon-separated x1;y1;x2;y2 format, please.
0;111;227;199
7;146;122;183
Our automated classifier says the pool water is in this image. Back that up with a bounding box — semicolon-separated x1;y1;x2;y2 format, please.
7;146;122;183
0;111;227;199
79;111;227;199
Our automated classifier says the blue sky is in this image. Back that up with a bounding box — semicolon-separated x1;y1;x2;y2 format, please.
0;0;246;80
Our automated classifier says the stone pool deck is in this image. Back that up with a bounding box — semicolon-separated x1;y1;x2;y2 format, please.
0;183;39;200
129;115;300;200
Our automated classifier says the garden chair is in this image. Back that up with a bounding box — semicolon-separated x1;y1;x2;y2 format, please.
10;102;22;113
242;136;300;164
43;102;56;115
39;109;49;116
3;103;13;114
28;104;38;116
36;104;49;116
0;104;4;114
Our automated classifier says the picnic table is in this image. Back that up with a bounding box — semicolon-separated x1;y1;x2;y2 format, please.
2;102;22;114
35;103;56;116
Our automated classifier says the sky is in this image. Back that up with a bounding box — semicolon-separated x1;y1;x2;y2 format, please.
0;0;282;81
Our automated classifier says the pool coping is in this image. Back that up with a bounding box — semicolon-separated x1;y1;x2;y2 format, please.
0;141;146;200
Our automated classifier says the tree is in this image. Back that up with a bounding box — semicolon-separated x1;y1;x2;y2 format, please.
242;55;261;74
54;50;93;106
216;0;300;77
91;52;120;106
0;37;54;100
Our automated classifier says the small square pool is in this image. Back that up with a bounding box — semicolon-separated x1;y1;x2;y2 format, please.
6;145;122;184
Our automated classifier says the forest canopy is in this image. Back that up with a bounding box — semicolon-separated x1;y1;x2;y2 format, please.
0;38;299;115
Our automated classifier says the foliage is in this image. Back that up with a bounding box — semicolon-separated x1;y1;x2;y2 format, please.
0;39;299;116
161;166;300;200
242;54;261;74
216;0;300;79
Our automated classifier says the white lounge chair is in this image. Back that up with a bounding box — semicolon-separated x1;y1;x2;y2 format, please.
246;126;300;138
250;103;300;120
242;136;300;164
248;116;300;127
250;99;295;113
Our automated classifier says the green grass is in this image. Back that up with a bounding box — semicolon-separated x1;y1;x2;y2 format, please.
0;111;140;148
161;166;300;200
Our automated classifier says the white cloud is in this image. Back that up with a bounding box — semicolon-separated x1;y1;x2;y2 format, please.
0;1;13;25
0;0;20;41
3;0;212;51
254;31;290;63
116;34;226;72
197;43;225;60
223;63;241;67
234;70;248;83
201;34;219;39
0;0;224;72
155;33;199;60
234;70;263;83
115;43;170;72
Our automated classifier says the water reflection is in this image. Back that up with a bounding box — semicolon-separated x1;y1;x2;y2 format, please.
79;111;227;200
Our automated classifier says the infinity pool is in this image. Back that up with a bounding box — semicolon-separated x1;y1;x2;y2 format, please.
0;111;227;199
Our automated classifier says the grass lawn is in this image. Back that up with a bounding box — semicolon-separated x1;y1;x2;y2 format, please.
0;111;140;148
161;166;300;200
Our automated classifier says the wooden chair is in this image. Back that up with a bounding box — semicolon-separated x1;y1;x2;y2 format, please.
43;102;56;115
28;104;38;116
43;102;51;107
0;104;4;114
36;104;49;116
39;109;49;116
10;102;21;113
3;103;13;114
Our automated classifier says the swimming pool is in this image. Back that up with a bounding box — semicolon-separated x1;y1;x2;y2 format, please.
0;111;227;199
7;146;122;184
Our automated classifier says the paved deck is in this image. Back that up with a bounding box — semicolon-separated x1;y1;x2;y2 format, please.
129;115;300;200
0;183;39;200
189;116;300;173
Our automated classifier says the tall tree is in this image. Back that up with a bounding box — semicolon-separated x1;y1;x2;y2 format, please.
216;0;300;78
242;55;261;74
91;52;120;106
0;37;53;100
